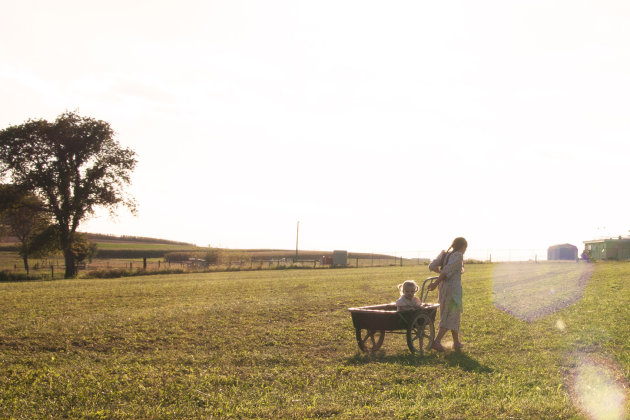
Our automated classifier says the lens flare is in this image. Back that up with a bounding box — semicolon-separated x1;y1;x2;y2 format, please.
492;262;594;321
555;318;566;331
568;353;628;420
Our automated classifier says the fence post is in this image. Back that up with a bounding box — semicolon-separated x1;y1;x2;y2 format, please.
51;265;54;279
143;257;147;270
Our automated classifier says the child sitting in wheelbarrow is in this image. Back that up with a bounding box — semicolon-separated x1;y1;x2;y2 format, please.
396;280;422;311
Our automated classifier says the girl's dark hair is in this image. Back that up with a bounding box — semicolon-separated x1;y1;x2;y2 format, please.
449;237;468;252
439;237;468;270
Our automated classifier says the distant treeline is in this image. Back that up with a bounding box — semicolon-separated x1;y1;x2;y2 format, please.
95;249;171;259
86;233;195;246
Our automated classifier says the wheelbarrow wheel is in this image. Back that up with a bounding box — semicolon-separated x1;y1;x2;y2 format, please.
355;329;385;353
406;313;434;354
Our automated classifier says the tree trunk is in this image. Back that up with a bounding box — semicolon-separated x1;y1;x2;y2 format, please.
22;255;30;275
64;248;77;278
59;226;78;279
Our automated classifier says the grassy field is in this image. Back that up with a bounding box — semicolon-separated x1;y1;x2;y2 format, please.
1;262;628;418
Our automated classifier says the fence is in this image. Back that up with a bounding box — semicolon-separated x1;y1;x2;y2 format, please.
399;248;550;263
1;248;553;280
1;255;432;279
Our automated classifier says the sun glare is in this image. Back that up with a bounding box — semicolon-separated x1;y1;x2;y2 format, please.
568;353;628;420
555;318;566;331
492;262;594;321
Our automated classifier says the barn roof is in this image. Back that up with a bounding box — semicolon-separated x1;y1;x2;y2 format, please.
547;243;577;250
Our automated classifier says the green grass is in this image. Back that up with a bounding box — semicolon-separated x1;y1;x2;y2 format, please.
0;262;628;418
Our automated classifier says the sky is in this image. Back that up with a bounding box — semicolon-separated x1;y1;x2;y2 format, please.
2;1;629;260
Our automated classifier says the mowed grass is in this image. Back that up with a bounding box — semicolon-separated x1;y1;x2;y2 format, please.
1;263;629;418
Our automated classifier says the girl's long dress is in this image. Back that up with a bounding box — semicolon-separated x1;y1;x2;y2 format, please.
429;251;464;331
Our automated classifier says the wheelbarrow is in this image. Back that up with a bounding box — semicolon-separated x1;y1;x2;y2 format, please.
348;277;439;354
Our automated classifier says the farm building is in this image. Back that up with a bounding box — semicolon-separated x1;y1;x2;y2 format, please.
584;237;630;260
332;250;348;266
547;244;578;260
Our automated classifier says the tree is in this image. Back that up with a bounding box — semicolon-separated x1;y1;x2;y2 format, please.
28;225;62;261
0;185;54;274
0;112;137;278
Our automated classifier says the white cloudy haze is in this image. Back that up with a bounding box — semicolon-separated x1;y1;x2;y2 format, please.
2;1;629;260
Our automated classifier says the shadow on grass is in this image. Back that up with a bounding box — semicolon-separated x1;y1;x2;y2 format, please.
346;350;493;373
444;351;493;373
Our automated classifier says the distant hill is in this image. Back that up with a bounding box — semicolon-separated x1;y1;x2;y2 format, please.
0;233;198;256
1;233;195;247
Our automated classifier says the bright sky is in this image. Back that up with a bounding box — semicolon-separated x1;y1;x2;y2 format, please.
2;1;629;260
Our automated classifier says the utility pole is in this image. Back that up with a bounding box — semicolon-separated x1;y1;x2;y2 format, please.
295;221;299;262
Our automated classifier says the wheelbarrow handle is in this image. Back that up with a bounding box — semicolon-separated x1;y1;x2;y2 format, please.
420;276;439;303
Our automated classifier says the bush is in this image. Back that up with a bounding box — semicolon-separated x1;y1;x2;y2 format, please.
205;248;222;265
83;268;131;279
464;259;487;264
0;270;46;282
